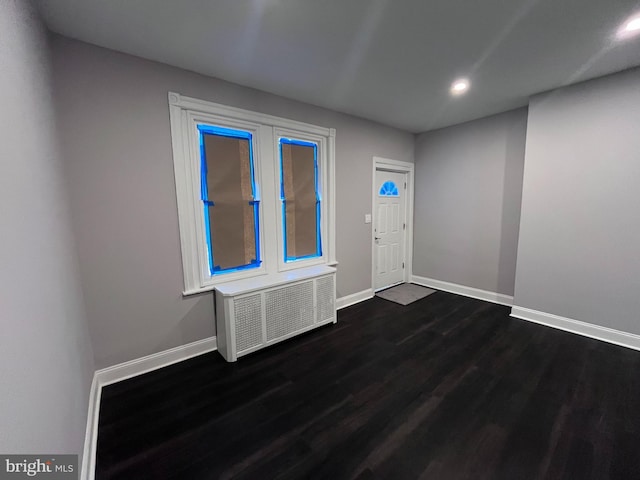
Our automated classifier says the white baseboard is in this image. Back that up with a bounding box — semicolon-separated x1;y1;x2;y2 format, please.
411;275;513;306
80;374;101;480
510;306;640;351
81;336;217;479
337;288;374;310
96;336;217;387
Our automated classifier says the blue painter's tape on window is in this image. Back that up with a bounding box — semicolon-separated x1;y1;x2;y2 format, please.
197;124;253;140
199;124;261;276
279;138;322;262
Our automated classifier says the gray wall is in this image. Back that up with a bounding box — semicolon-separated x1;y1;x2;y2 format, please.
513;68;640;334
51;36;414;369
0;0;94;457
413;108;527;296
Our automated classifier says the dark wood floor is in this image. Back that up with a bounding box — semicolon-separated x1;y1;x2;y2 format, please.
96;291;640;479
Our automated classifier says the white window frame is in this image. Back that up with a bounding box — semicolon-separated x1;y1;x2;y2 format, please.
168;92;336;295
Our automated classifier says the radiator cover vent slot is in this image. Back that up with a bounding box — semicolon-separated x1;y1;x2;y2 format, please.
265;281;314;341
316;275;335;323
234;294;263;352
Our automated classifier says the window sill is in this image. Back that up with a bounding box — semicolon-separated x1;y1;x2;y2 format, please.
214;265;336;297
182;262;339;297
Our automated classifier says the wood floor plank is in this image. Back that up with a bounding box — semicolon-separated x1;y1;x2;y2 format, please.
96;291;640;479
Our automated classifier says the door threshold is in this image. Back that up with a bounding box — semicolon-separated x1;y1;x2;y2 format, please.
374;281;405;293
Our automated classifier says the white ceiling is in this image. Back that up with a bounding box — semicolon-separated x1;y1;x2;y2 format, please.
37;0;640;133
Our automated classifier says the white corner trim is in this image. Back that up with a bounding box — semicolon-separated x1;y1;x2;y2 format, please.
510;306;640;351
96;336;217;387
81;336;218;479
337;288;374;310
80;374;101;480
411;275;514;306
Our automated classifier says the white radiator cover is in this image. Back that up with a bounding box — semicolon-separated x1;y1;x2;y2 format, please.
215;266;337;361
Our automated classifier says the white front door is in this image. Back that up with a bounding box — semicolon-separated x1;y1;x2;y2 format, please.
374;170;407;291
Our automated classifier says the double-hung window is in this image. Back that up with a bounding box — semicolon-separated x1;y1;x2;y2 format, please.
199;125;261;275
279;137;321;262
168;93;336;294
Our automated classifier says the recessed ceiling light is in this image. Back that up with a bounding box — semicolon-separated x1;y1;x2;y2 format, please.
617;14;640;39
450;78;470;96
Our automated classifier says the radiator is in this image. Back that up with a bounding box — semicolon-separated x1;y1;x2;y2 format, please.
215;266;337;361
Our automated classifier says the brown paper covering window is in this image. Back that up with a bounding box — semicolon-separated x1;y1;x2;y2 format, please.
281;143;319;259
203;134;257;270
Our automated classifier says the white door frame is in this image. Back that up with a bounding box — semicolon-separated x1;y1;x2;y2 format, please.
371;156;415;291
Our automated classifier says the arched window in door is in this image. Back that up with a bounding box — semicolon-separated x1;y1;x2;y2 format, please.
379;181;399;197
